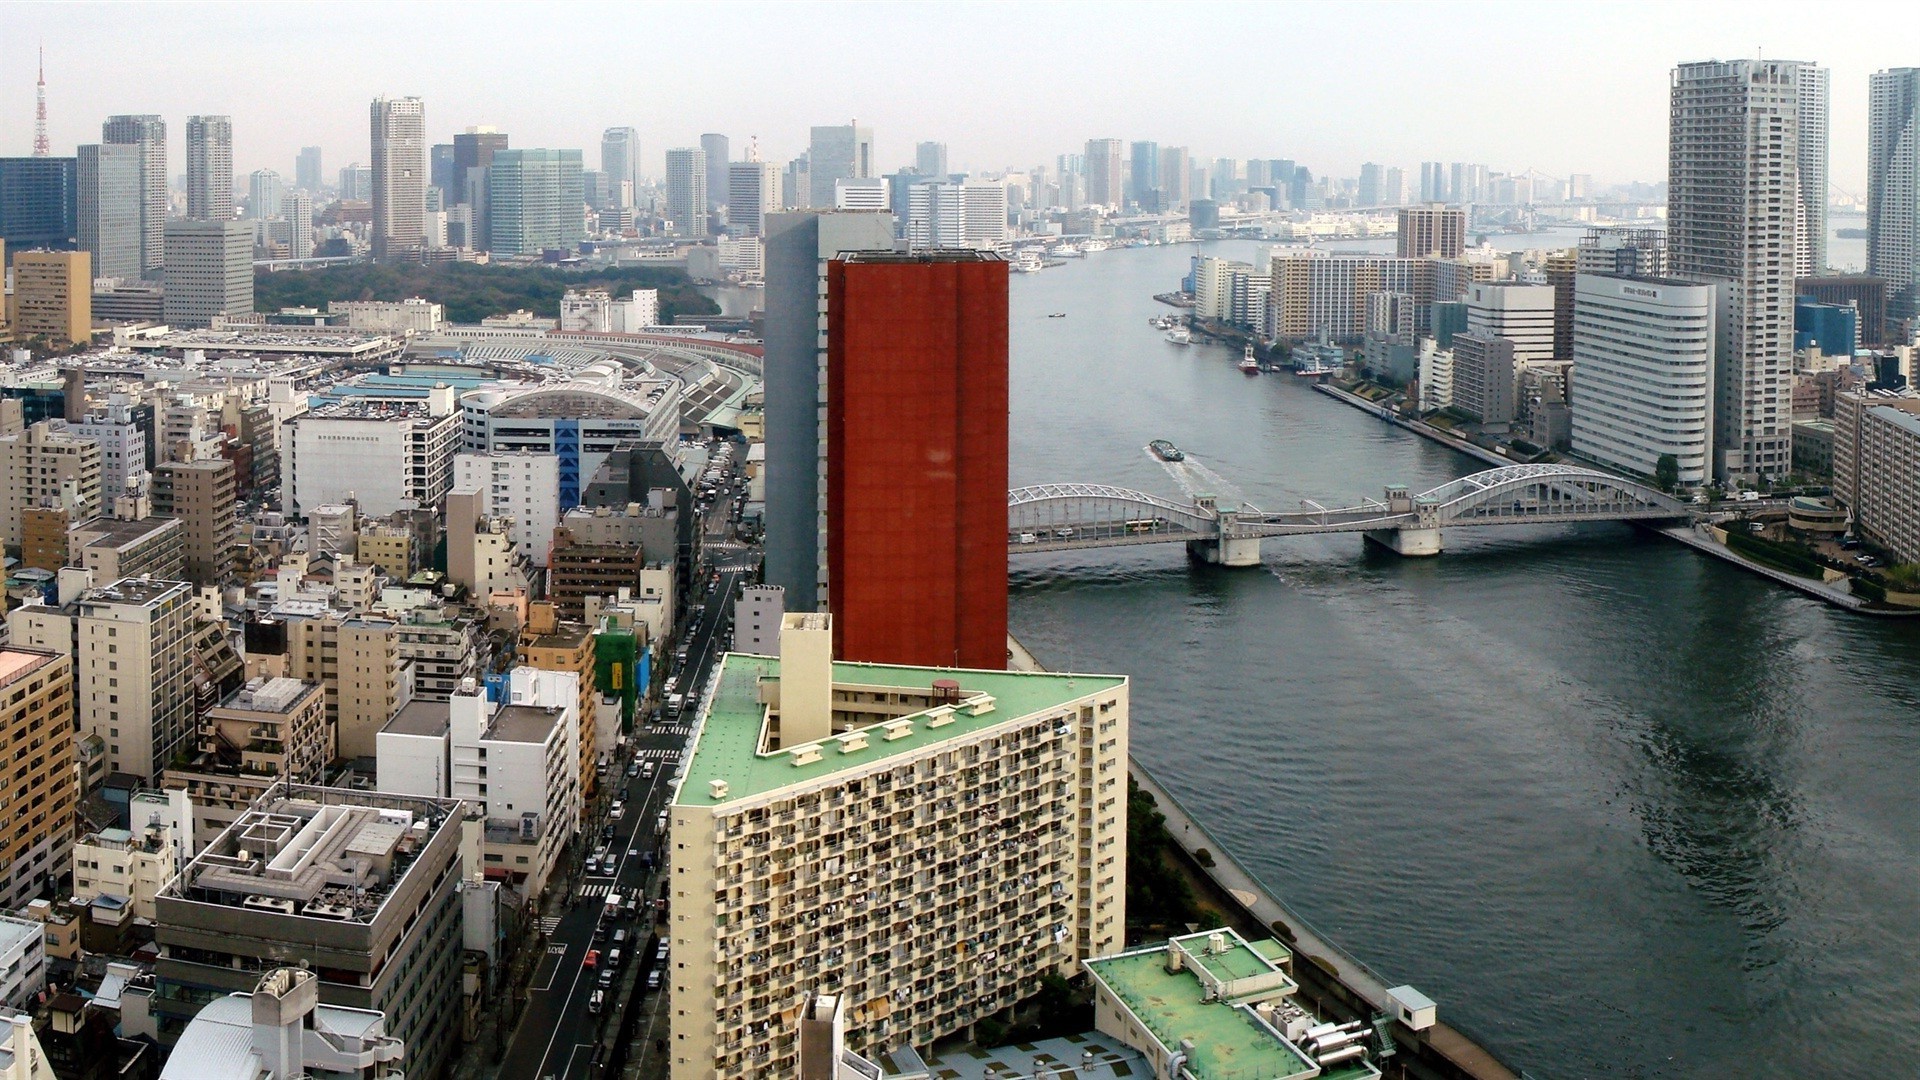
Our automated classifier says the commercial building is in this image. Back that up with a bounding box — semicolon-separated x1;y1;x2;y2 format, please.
458;378;678;511
77;142;142;280
1465;282;1556;368
601;127;638;209
185;115;234;222
915;141;948;179
1870;67;1920;331
1576;226;1668;278
517;607;597;802
1449;333;1517;427
282;389;461;518
1085;138;1125;208
727;159;780;238
153;785;465;1080
328;298;445;334
162;219;253;328
1669;58;1805;481
558;287;658;332
69;513;186;583
824;251;1008;668
379;667;579;894
1795;297;1859;357
1396;204;1465;258
0;157;76;254
667;615;1128;1078
733;583;784;655
295;146;323;193
486;148;584;256
808;125;875;209
164;675;328;846
762;210;897;614
0;648;74;910
370;97;427;261
906;179;1009;252
545;507;654;619
102;114;165;273
0;420;102;556
151;458;238;586
1570;274;1717;485
453;452;559;567
1797;275;1890;347
1833;390;1920;564
9;250;90;345
664;147;708;239
159;967;404;1080
701;132;730;211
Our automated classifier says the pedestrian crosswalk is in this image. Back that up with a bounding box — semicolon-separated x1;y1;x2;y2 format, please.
539;916;562;936
577;883;611;898
635;746;683;758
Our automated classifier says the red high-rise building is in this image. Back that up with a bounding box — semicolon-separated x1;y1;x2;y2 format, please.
825;250;1008;669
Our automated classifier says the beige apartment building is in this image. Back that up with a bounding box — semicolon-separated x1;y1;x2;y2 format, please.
68;512;187;583
1833;390;1920;564
9;249;93;345
668;615;1127;1078
151;457;239;586
0;419;103;556
0;647;75;909
163;677;330;844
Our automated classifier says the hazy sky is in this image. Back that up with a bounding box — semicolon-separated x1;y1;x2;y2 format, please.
1;1;1910;194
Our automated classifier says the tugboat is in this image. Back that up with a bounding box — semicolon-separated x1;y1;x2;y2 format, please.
1239;344;1260;375
1149;439;1186;462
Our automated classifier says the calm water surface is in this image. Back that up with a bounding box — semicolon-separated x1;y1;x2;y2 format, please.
1006;242;1920;1078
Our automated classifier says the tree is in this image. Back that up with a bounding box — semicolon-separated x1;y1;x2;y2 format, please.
1654;453;1680;493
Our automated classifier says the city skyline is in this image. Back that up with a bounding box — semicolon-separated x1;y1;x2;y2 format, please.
2;0;1913;193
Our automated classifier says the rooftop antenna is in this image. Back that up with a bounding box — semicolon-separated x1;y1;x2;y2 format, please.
747;135;760;163
32;45;50;157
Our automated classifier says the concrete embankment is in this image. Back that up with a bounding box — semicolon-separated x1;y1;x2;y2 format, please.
1008;635;1521;1080
1313;383;1511;468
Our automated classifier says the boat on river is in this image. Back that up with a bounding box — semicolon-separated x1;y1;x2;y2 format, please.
1239;344;1260;375
1149;439;1186;462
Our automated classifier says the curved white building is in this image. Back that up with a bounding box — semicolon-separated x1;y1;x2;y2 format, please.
1570;273;1717;486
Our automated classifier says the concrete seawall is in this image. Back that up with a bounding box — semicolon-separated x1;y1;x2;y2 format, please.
1008;634;1521;1080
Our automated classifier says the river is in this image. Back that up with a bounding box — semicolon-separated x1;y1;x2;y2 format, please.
1004;241;1920;1078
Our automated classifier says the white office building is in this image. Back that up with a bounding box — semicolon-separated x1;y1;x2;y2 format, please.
665;147;708;239
327;298;445;334
833;177;889;211
281;388;461;518
559;288;659;332
726;159;780;237
1465;281;1556;367
907;178;1009;253
453;452;561;567
1570;274;1717;486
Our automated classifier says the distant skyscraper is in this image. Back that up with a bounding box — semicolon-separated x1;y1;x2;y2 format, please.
1796;65;1830;277
1669;58;1803;481
727;159;779;237
915;141;948;178
247;169;284;220
701;134;729;211
338;164;372;202
601;127;638;208
102;114;166;273
77;143;142;279
1129;140;1160;208
907;179;1007;251
0;156;77;250
1159;146;1190;210
162;219;252;328
1420;161;1447;202
185;115;232;221
1358;162;1384;207
1384;166;1406;207
1870;67;1920;329
369;96;426;261
429;143;457;199
285;190;313;259
1085;138;1123;208
665;147;708;238
487;148;585;256
807;124;874;209
295;145;323;192
1397;203;1465;258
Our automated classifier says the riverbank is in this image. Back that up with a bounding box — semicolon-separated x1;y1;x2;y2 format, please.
1314;382;1510;468
1008;634;1521;1080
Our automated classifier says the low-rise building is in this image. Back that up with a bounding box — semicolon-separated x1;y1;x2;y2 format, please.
71;789;194;921
68;512;187;584
0;916;47;1009
153;785;466;1080
328;298;444;334
159;967;404;1080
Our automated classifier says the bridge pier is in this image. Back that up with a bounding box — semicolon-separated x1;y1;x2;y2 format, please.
1187;535;1263;567
1364;526;1444;557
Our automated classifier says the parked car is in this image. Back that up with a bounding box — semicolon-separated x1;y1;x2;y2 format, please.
588;990;604;1014
583;949;600;969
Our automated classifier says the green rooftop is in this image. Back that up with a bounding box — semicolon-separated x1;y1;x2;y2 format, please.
673;653;1125;806
1085;946;1320;1080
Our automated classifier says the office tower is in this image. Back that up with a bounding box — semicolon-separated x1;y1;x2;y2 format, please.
452;127;507;201
834;177;889;210
428;143;456;201
1670;58;1802;481
1397;203;1466;258
1577;225;1668;277
668;615;1127;1078
0;648;72;909
282;394;459;518
824;250;1008;667
782;153;810;208
102;114;166;273
1568;173;1592;200
151;458;237;586
906;178;1008;252
1466;281;1556;367
77;143;141;279
185;115;233;221
369;96;426;261
486;148;584;255
11;250;90;344
664;147;707;238
337;164;371;201
1085;138;1124;207
763;212;897;612
162;220;253;328
1571;274;1717;486
1385;165;1407;207
1796;65;1830;277
1358;162;1384;206
1870;68;1920;330
1159;145;1190;209
1129;140;1160;208
154;785;465;1080
0;156;78;250
700;132;729;210
1799;274;1889;346
247;169;284;220
808;123;875;208
285;190;312;259
600;126;638;208
726;159;779;237
915;140;948;177
294;145;322;192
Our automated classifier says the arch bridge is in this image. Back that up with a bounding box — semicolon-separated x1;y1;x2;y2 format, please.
1009;463;1690;564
